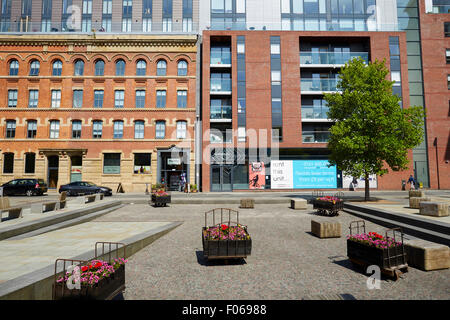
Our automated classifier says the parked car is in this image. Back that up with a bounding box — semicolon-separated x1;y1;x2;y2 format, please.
0;179;48;196
58;181;112;196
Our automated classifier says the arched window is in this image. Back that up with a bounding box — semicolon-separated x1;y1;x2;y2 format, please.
9;60;19;76
95;60;105;76
156;59;167;76
74;59;84;76
136;60;146;76
29;60;40;76
177;60;188;76
52;60;63;76
115;59;125;76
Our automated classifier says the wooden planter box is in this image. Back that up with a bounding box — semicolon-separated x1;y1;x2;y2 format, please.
151;194;171;207
53;265;125;300
347;240;407;269
312;199;344;215
202;228;252;260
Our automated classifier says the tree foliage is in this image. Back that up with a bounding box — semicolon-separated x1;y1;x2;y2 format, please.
323;58;425;199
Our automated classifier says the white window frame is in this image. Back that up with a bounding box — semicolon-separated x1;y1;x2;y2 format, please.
51;90;61;108
49;120;60;139
176;121;187;139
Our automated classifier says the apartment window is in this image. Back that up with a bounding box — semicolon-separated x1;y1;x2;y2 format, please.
116;60;125;76
9;59;19;75
115;90;125;108
8;90;17;107
22;0;32;15
163;18;172;32
157;60;167;76
143;0;152;15
183;18;192;32
24;152;35;174
82;0;92;14
143;18;152;32
155;121;165;139
113;120;124;138
103;0;112;14
73;90;83;108
82;18;91;32
134;153;151;174
29;60;40;76
3;153;14;174
176;121;187;139
27;120;37;138
103;153;120;174
41;19;51;32
102;18;111;31
447;49;450;64
28;90;39;108
5;120;15;138
136;60;147;75
51;90;61;108
123;0;132;15
445;22;450;37
94;90;104;108
156;90;166;108
72;120;82;139
93;120;103;138
95;60;105;76
178;60;188;76
49;120;60;139
134;120;145;139
52;60;62;76
122;18;132;32
135;90;146;108
238;126;246;142
177;90;187;108
74;60;84;76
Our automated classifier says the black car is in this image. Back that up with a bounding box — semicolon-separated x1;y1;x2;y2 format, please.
1;179;48;196
58;181;112;196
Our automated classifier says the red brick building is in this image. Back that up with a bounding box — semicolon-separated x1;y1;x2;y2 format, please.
201;30;414;192
419;1;450;189
0;34;198;192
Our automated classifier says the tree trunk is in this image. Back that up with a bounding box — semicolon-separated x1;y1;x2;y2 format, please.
365;173;370;201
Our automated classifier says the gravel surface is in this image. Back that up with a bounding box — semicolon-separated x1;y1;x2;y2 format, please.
94;203;450;300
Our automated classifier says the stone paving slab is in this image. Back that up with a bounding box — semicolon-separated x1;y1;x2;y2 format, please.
0;221;174;283
92;203;450;300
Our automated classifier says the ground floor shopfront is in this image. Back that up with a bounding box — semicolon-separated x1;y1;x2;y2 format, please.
0;146;194;193
202;148;413;192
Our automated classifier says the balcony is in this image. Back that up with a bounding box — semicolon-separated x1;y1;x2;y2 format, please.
210;78;232;95
302;131;331;143
301;78;339;94
211;51;231;67
210;105;232;122
428;5;450;13
301;106;331;122
300;52;369;67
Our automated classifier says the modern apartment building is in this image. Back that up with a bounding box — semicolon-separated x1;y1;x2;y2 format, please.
0;33;198;192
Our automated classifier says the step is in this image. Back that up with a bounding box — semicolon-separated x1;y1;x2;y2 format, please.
343;208;450;246
121;198;292;205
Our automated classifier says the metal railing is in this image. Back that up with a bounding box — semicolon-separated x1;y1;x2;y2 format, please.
301;78;339;92
302;131;331;143
300;52;369;65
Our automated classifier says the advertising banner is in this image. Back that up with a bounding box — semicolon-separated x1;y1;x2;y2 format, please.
270;161;293;189
343;174;377;189
249;162;265;189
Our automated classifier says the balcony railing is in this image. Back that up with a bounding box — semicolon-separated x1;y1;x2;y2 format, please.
302;131;331;143
301;79;339;92
210;79;232;93
211;105;232;120
211;52;231;65
300;52;369;65
301;106;330;120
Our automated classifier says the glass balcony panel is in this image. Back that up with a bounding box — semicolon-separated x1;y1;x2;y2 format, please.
432;5;450;13
211;50;231;65
301;106;330;119
301;78;339;91
210;79;232;92
210;105;232;119
300;52;369;65
302;131;331;143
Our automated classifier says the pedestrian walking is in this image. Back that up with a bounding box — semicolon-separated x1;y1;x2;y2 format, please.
408;175;415;190
352;177;358;191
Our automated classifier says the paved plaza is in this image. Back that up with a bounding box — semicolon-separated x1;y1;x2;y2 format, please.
93;203;449;300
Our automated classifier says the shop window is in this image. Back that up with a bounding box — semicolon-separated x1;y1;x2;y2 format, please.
3;153;14;174
134;153;151;174
25;152;35;174
103;153;120;174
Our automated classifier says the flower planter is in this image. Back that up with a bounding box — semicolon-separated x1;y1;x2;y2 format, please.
312;199;344;215
53;264;125;300
202;208;252;260
151;194;171;207
347;240;407;269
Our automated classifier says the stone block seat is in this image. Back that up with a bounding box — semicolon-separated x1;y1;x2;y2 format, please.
409;190;425;198
419;202;449;217
404;239;450;271
240;198;254;209
409;197;431;209
291;199;307;210
311;220;341;238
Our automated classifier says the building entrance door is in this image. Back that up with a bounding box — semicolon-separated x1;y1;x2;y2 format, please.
211;165;232;192
47;155;59;189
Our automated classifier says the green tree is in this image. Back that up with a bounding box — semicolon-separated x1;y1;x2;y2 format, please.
324;58;425;201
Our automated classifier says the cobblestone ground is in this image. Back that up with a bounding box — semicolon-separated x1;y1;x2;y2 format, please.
94;203;450;300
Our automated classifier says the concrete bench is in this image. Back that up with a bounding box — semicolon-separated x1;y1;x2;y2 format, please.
419;202;449;217
240;198;254;209
404;239;450;271
409;197;431;209
95;193;104;201
0;197;23;221
74;194;97;205
291;199;307;210
58;191;67;209
409;190;425;198
311;220;341;238
31;201;58;214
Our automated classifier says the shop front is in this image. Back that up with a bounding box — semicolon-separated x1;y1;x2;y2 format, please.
157;147;190;191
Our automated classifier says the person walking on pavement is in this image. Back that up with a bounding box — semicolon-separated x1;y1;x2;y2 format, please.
408;175;415;190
